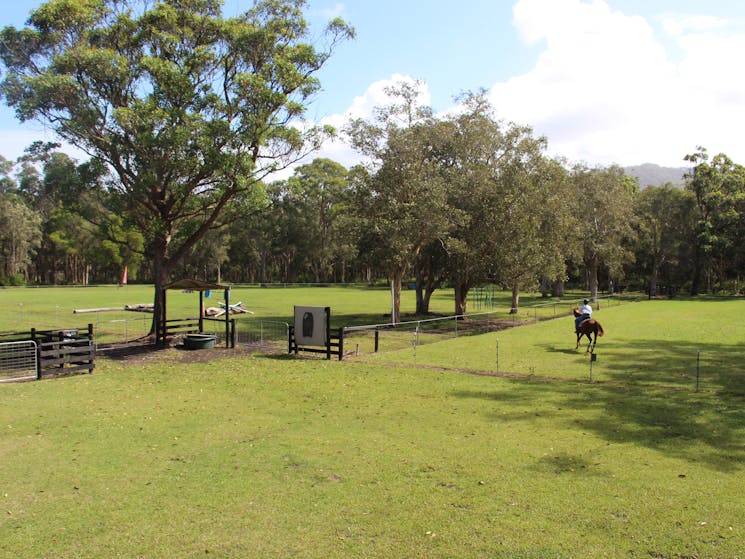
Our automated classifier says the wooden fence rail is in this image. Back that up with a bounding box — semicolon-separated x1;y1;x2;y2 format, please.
0;324;95;380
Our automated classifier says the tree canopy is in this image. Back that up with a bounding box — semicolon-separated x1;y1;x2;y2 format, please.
0;0;353;328
3;6;745;313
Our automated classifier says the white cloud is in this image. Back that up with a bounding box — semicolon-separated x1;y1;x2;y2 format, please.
662;15;728;37
335;73;432;121
274;74;430;179
315;1;745;170
486;0;745;166
319;3;347;19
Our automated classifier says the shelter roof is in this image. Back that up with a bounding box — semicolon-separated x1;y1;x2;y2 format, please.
164;279;229;291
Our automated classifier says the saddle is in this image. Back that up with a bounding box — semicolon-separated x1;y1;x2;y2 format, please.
575;314;591;333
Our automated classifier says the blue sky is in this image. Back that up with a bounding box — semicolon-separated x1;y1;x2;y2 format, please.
3;0;745;171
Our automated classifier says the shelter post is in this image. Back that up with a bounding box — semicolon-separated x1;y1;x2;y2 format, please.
199;291;204;332
224;288;230;348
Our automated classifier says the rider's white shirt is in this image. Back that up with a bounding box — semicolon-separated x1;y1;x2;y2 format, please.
580;304;592;315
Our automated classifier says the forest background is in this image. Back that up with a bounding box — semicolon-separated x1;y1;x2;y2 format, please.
1;0;744;320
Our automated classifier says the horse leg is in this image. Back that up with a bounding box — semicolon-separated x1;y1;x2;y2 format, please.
575;332;581;349
588;330;596;353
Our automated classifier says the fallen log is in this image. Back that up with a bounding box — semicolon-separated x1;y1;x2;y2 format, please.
124;304;154;313
73;303;154;314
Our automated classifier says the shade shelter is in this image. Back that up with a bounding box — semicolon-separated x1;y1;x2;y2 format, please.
156;279;232;347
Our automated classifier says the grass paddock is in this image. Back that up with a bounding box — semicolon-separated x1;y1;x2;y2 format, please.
1;287;744;558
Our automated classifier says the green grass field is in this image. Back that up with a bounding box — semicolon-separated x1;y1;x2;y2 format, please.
365;298;745;394
1;287;744;558
0;283;602;345
0;283;586;329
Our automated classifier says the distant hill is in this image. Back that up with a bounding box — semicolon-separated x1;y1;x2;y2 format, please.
624;163;687;188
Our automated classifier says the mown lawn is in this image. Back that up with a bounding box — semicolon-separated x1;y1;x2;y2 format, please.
367;298;745;394
0;283;608;339
2;296;745;558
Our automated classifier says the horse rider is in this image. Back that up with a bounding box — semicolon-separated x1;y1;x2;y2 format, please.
575;298;593;333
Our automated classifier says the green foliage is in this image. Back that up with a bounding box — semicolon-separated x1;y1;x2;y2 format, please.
0;0;353;320
278;158;353;282
631;184;694;294
0;192;42;280
684;146;745;293
572;164;637;297
437;92;576;313
345;80;457;319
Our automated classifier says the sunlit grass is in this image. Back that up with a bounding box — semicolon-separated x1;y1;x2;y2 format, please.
2;347;745;558
0;283;620;344
360;298;745;394
2;295;745;556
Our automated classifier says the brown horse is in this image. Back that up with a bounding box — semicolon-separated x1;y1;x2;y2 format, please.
573;308;605;352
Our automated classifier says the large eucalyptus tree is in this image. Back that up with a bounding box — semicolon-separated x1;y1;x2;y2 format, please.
572;164;637;300
443;92;575;315
684;147;745;294
0;0;352;330
346;80;458;322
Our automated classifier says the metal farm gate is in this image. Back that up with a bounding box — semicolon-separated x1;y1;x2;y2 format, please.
0;325;95;382
0;340;38;383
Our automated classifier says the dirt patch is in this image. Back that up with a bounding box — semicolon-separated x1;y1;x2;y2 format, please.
97;341;271;365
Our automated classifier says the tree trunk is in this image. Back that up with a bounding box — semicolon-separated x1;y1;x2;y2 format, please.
589;256;599;300
390;268;403;324
414;258;438;315
510;284;520;314
416;279;436;315
151;241;172;341
454;281;469;316
260;250;267;284
649;258;659;298
691;247;701;295
415;281;425;315
551;278;565;297
540;276;549;298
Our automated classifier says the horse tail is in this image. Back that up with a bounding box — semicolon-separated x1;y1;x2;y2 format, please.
597;322;605;337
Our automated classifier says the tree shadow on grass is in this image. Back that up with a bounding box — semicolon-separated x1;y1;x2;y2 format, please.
593;338;745;396
453;375;745;472
545;346;584;356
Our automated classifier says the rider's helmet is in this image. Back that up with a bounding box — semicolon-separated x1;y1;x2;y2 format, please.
583;299;589;304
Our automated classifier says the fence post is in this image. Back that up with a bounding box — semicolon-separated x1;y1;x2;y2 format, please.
31;328;41;379
230;318;236;348
87;323;95;374
374;329;379;352
413;323;419;364
589;352;594;382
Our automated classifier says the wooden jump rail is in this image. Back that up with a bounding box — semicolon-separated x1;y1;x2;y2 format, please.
159;317;201;338
288;325;344;360
35;324;95;378
157;317;236;348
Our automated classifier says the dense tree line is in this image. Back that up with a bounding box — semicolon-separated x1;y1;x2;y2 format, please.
2;126;744;317
2;2;745;322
